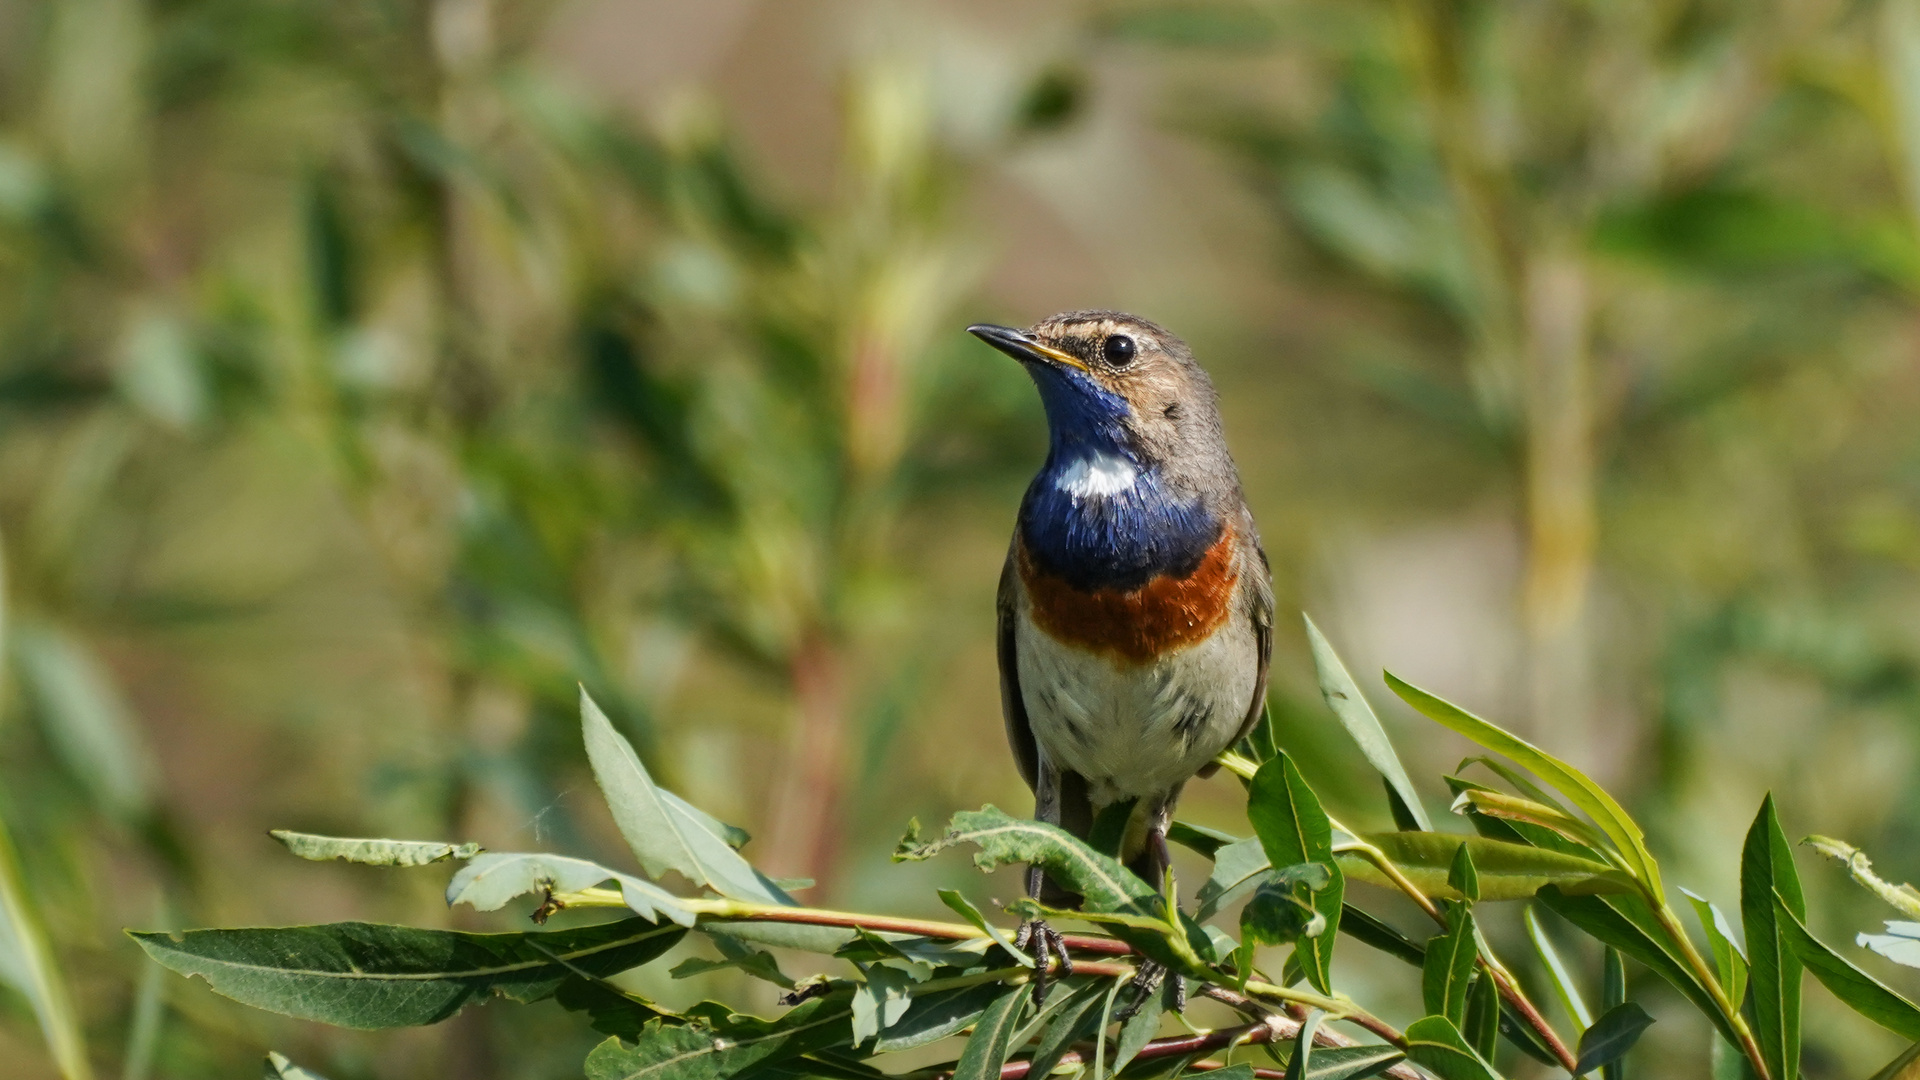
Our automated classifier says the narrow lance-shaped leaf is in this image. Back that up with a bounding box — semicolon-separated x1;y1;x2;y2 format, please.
1305;614;1432;830
1463;974;1498;1060
1295;1045;1407;1079
1523;904;1592;1030
1402;1015;1504;1080
1775;893;1920;1040
585;994;857;1080
1284;1008;1323;1080
950;986;1028;1080
1575;1002;1654;1076
1681;888;1748;1014
938;889;1031;966
1424;904;1479;1026
134;918;685;1029
581;688;789;905
1448;843;1480;903
1337;832;1632;901
1247;754;1343;994
1741;794;1804;1080
1386;672;1658;893
272;830;482;867
0;812;92;1080
1021;978;1112;1077
1536;886;1737;1047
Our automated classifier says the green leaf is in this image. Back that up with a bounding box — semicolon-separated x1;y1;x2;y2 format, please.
1741;795;1804;1080
1386;673;1658;893
271;831;482;867
872;983;1006;1052
950;987;1028;1080
585;995;856;1080
1196;836;1273;921
1243;880;1327;947
1284;1008;1322;1080
1775;894;1920;1040
1536;887;1736;1046
1304;615;1432;830
446;852;693;926
1022;977;1112;1077
0;813;92;1080
1403;1015;1504;1080
1113;975;1176;1072
669;935;794;989
1523;904;1592;1029
14;624;157;824
1423;905;1478;1026
1574;1002;1654;1074
1295;1045;1405;1079
264;1052;329;1080
1337;832;1632;901
1246;755;1343;994
1339;905;1425;965
851;965;917;1045
1167;821;1241;860
1464;975;1498;1059
901;808;1198;970
134;917;684;1028
581;688;789;905
1682;888;1748;1013
938;889;1032;967
1448;844;1480;904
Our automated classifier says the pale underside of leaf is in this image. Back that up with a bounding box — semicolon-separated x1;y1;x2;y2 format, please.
272;830;482;867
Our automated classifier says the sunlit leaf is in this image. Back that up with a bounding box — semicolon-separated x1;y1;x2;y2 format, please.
1336;832;1631;901
1247;754;1343;994
1402;1015;1503;1080
1292;1045;1406;1079
1536;886;1735;1047
1776;895;1920;1040
1681;888;1748;1012
1523;904;1592;1030
938;889;1031;967
446;852;693;927
1423;905;1477;1026
1302;615;1432;830
1386;673;1658;892
134;918;684;1029
1859;921;1920;969
1741;795;1804;1080
271;830;482;867
581;688;789;905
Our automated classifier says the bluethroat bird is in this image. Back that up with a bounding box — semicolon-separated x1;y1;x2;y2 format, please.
969;312;1274;1003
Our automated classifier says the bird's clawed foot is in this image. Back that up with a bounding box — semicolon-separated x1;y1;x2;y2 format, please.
1114;960;1185;1020
1014;918;1072;1004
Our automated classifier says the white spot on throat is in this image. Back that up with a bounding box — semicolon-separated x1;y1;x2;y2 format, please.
1055;451;1139;499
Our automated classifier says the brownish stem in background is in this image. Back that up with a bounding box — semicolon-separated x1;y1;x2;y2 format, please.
1521;250;1595;760
763;630;850;893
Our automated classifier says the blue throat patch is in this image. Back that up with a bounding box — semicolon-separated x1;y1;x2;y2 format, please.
1017;363;1221;593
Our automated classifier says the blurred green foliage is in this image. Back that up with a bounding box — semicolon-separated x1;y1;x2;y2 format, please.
4;0;1920;1077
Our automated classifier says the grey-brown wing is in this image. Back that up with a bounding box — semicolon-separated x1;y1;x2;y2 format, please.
1208;527;1275;774
997;545;1040;792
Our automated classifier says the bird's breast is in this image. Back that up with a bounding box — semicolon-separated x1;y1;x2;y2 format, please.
1017;524;1241;665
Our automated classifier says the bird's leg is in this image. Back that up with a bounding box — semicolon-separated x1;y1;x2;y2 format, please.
1020;766;1073;1005
1118;798;1183;1017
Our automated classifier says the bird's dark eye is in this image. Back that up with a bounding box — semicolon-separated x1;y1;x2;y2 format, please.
1103;334;1136;367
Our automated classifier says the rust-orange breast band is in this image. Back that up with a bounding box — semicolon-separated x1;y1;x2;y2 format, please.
1018;527;1241;665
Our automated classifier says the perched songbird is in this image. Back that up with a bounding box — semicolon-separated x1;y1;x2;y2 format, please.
969;312;1274;997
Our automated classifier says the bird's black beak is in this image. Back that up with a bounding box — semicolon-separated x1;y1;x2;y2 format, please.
967;324;1091;373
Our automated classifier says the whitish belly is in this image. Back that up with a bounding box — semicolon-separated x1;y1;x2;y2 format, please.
1015;609;1257;805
